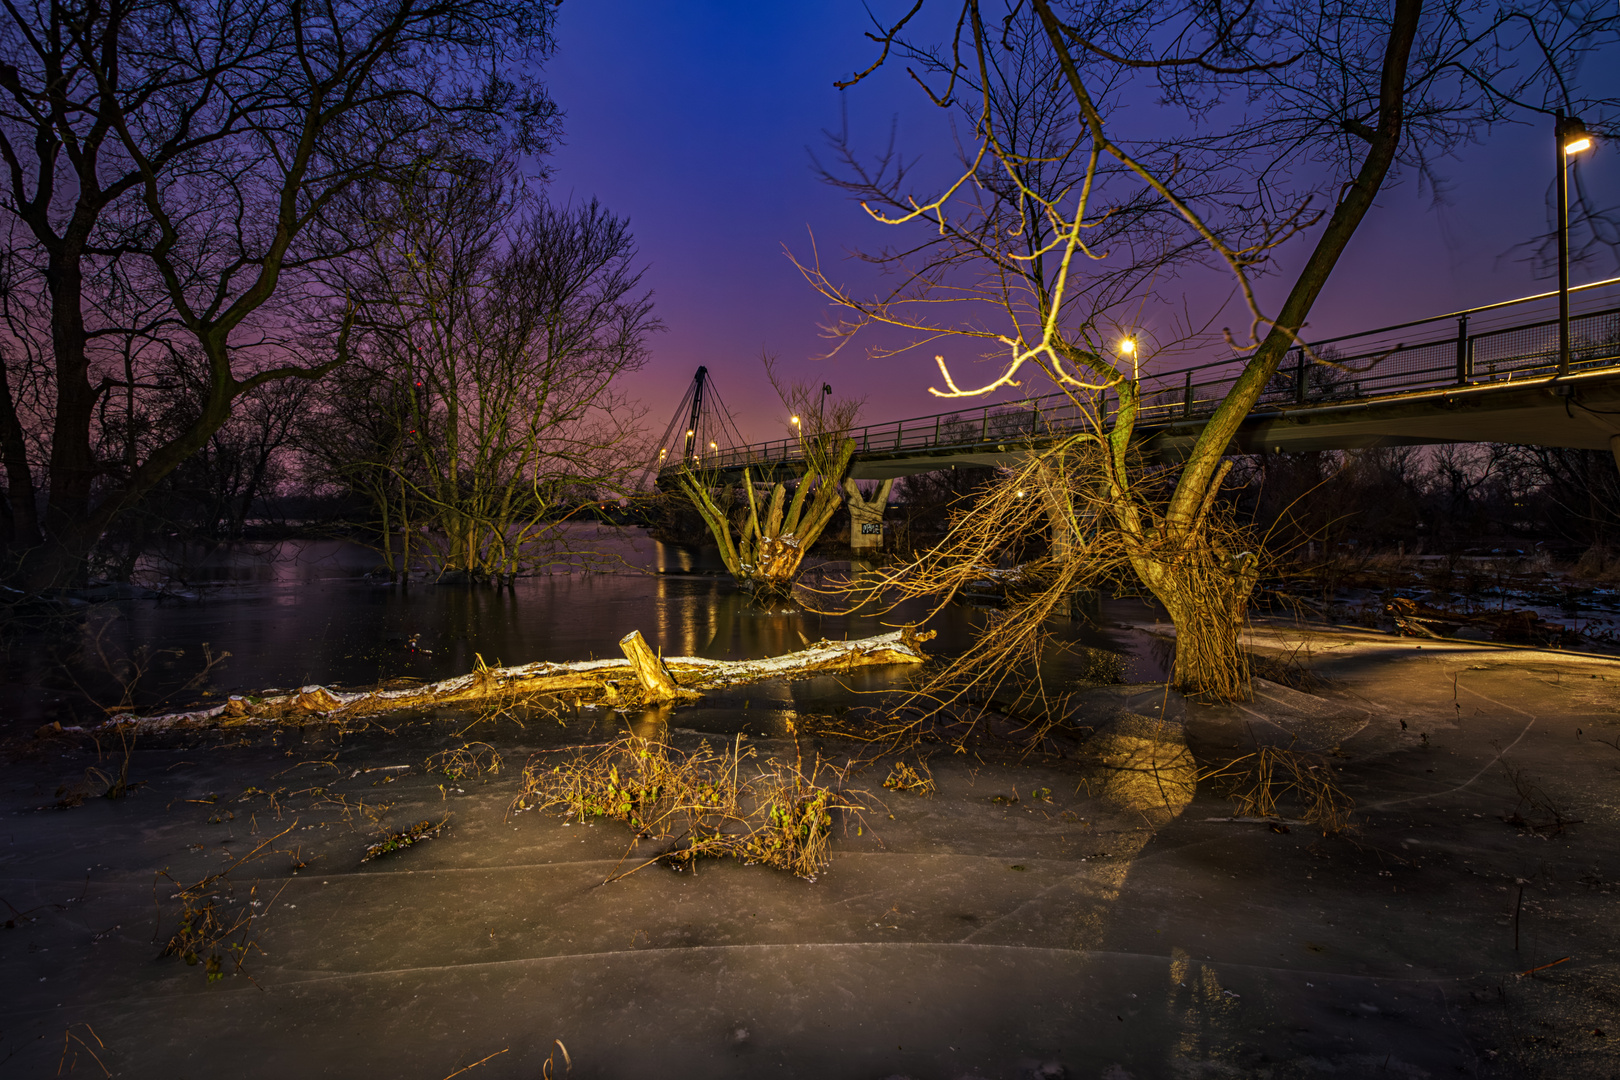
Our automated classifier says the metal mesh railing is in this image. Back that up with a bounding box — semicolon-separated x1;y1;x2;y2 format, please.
661;281;1620;481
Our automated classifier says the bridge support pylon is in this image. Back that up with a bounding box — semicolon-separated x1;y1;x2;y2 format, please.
1040;486;1075;562
1040;485;1100;623
1611;433;1620;477
843;479;894;550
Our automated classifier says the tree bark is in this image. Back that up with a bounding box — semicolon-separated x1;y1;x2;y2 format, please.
619;629;680;702
1163;0;1422;527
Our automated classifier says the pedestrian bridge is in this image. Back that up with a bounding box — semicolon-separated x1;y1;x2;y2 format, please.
659;278;1620;487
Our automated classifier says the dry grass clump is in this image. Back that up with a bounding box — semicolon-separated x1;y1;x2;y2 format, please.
1572;545;1620;582
1200;743;1355;835
425;742;503;783
511;735;866;881
882;759;936;796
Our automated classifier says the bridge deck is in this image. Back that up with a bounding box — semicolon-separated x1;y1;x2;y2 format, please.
658;283;1620;485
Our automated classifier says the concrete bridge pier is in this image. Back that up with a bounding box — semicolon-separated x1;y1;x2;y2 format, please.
844;479;894;550
1039;486;1074;561
1039;486;1101;623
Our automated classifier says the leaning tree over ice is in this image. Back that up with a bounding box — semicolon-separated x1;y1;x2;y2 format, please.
808;0;1619;696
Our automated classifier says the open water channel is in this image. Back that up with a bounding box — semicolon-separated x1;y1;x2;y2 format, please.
2;525;1154;733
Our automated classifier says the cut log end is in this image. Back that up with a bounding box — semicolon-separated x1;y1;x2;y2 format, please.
619;630;681;702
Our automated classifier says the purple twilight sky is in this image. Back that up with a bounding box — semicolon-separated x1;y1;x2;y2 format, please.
541;2;1618;445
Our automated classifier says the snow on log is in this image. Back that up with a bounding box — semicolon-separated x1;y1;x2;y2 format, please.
98;628;936;732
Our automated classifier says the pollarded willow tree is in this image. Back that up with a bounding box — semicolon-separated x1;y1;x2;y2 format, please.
807;0;1618;695
676;370;865;598
308;162;657;583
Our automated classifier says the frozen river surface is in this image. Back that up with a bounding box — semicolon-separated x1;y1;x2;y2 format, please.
2;533;1618;1078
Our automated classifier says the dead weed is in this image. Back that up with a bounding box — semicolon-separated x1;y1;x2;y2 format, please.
361;814;453;863
1199;743;1356;835
154;823;298;983
511;735;866;881
881;758;936;796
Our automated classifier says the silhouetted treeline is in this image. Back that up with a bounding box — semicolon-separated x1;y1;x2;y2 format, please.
1230;445;1620;560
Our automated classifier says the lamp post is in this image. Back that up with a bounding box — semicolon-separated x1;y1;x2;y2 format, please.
820;383;832;426
1556;112;1593;376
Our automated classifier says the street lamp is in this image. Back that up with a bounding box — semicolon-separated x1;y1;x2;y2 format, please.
1119;336;1139;380
1557;112;1593;376
820;383;832;426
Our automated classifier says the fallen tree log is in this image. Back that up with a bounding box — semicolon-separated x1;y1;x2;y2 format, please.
95;628;937;733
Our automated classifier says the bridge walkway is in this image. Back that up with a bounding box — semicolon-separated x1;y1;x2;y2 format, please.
661;279;1620;486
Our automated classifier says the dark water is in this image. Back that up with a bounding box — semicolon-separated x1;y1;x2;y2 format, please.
4;527;1151;731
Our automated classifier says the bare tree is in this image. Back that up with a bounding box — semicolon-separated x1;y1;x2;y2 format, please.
311;162;657;583
0;0;559;589
811;0;1617;694
1509;443;1620;555
148;375;310;541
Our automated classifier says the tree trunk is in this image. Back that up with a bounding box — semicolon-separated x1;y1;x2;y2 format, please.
0;359;40;549
1091;0;1421;696
1135;544;1256;698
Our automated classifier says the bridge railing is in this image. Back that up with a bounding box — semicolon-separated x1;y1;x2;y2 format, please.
662;279;1620;480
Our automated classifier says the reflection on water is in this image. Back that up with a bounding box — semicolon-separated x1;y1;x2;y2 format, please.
3;526;1156;730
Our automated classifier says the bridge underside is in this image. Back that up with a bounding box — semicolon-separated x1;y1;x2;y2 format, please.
1145;369;1620;462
